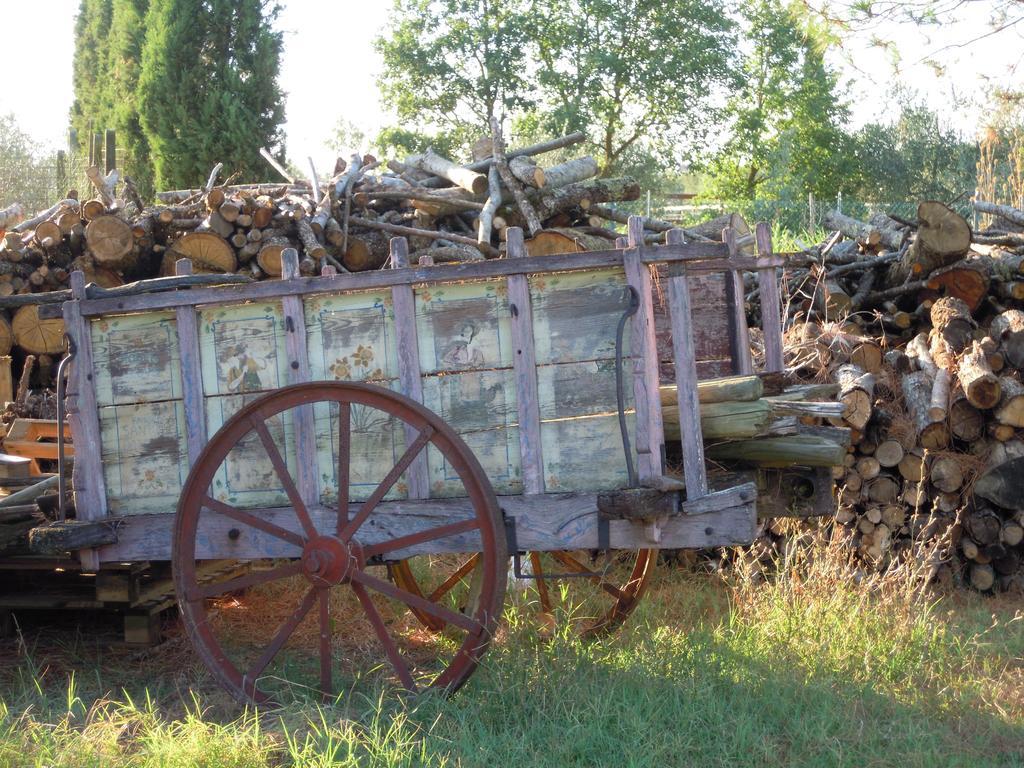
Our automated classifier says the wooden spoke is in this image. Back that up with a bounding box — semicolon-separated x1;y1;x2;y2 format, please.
429;554;479;602
318;589;332;697
549;551;629;602
193;560;304;601
363;518;480;559
353;569;482;634
530;552;553;613
202;496;305;548
336;402;351;535
242;586;317;692
339;426;434;542
250;416;318;539
352;582;418;691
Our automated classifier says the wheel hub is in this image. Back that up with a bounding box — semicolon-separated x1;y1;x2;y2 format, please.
301;536;363;586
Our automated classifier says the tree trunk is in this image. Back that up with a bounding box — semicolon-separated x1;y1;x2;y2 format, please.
12;305;64;355
85;215;135;271
541;156;599;189
957;341;1001;409
973;200;1024;229
929;296;975;353
886;201;971;286
525;228;612;256
902;370;949;449
834;363;875;430
995;375;1024;427
533;177;640;220
411;150;488;195
990;310;1024;369
508;155;545;188
165;232;237;275
824;210;904;251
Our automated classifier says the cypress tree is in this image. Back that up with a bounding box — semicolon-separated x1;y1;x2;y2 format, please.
107;0;154;197
137;0;286;190
70;0;114;155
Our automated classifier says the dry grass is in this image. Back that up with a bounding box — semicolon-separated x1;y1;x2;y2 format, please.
1;542;1022;767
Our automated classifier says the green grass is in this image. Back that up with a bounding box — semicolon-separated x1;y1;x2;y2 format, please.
1;563;1022;768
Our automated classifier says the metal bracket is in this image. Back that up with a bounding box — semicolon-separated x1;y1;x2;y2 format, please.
56;332;77;523
502;512;610;581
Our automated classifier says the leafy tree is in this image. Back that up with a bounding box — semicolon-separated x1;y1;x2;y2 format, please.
702;0;851;201
376;0;534;154
375;0;734;178
850;96;978;203
137;0;286;189
0;115;62;213
529;0;736;175
107;0;153;196
70;0;114;154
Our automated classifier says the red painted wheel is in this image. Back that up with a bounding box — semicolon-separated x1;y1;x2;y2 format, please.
172;382;507;704
390;548;654;638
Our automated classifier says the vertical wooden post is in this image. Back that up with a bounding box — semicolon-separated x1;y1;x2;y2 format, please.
63;271;106;570
280;248;319;506
665;229;707;497
506;227;544;494
174;260;207;465
723;227;753;376
91;132;103;170
755;222;785;373
390;237;430;499
623;216;665;482
104;129;116;174
56;151;67;197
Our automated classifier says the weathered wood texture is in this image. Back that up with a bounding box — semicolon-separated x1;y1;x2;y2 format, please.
67;228;772;566
97;485;757;561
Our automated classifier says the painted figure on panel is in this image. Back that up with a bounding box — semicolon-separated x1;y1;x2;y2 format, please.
441;321;486;369
225;345;268;393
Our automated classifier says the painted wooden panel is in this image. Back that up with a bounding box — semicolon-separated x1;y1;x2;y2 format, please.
415;280;513;374
199;302;289;396
305;290;398;383
99;400;187;515
421;369;522;496
91;312;182;406
312;395;409;504
536;360;632;420
531;269;634;366
204;393;297;508
652;268;732;383
541;414;634;492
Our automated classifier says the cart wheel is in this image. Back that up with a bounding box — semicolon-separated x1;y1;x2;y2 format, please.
390;548;654;638
172;382;507;704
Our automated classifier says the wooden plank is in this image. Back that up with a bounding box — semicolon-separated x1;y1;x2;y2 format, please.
755;222;785;373
99;400;188;515
91;311;180;406
415;279;512;374
389;237;429;499
0;356;12;405
304;289;397;383
174;260;206;465
76;242;734;317
666;229;708;497
541;413;631;492
199;302;288;397
279;248;318;506
724;227;754;375
624;216;664;482
506;227;544;494
64;272;107;569
98;485;758;561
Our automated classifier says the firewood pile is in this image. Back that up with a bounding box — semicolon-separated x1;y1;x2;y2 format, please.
0;127;680;370
768;199;1024;592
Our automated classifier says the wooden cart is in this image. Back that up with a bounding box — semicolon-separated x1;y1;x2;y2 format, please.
39;217;785;703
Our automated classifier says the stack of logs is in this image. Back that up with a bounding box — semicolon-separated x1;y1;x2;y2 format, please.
0;127;690;366
774;199;1024;592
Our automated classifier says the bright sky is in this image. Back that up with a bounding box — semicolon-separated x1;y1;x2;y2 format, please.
0;1;1020;178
